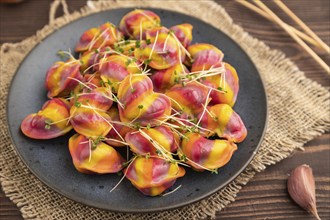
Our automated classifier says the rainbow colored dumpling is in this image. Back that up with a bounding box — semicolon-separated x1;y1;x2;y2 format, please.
117;74;171;126
179;133;237;171
45;60;82;98
119;9;161;39
125;157;185;196
99;55;142;93
170;23;193;48
198;104;247;143
70;105;112;139
72;87;113;111
151;63;189;93
187;43;224;72
134;27;181;70
69;134;125;174
125;126;179;155
165;81;209;116
21;98;72;139
75;22;123;52
200;62;239;107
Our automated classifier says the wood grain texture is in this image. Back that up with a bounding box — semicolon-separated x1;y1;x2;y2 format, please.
0;0;329;219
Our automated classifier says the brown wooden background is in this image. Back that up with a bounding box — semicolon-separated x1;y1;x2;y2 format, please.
0;0;329;219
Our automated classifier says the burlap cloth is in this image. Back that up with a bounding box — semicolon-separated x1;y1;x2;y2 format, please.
1;0;329;219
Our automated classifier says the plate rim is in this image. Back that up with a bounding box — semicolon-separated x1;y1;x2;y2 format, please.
6;7;268;213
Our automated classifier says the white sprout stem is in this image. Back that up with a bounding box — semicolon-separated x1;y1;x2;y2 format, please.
162;33;170;52
160;114;189;127
85;104;115;131
102;138;128;146
110;49;136;61
202;104;217;119
141;68;152;75
196;88;212;126
87;32;99;51
79;136;127;146
67;92;114;103
110;26;117;41
63;60;80;66
67;77;93;91
82;105;120;136
163;113;213;134
170;32;192;60
85;73;97;83
155;111;180;124
164;108;213;132
189;80;226;94
166;96;184;110
172;131;182;149
189;70;224;83
129;130;140;135
172;32;187;74
109;120;134;128
88;27;110;51
98;50;109;71
130;108;143;124
48;117;71;125
112;94;125;109
138;11;158;25
107;121;126;143
173;117;214;133
138;129;174;162
80;104;107;113
58;50;76;61
156;51;169;55
100;91;115;102
186;66;224;75
97;35;109;51
154;119;181;129
129;73;134;90
162;185;182;197
110;156;137;193
67;107;77;126
83;61;100;74
148;31;159;60
143;61;149;73
116;40;136;45
139;20;143;41
86;104;127;143
169;126;188;140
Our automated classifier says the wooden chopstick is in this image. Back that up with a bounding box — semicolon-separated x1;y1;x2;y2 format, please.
274;0;330;53
235;0;319;48
253;0;329;74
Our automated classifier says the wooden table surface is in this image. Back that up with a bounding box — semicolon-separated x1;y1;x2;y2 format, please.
0;0;329;219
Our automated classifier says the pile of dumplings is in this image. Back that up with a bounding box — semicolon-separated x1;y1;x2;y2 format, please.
21;9;247;196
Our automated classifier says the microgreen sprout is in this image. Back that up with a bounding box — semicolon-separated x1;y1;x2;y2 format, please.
110;155;137;193
44;119;52;130
135;40;141;48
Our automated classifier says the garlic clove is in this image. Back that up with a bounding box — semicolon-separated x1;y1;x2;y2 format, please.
287;164;321;220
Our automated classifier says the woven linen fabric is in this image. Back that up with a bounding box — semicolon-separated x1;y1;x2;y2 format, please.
1;0;329;219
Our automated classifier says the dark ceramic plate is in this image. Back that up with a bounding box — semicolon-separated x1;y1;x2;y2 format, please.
7;8;267;213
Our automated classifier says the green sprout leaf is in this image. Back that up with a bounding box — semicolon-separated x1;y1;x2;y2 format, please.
135;40;141;48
